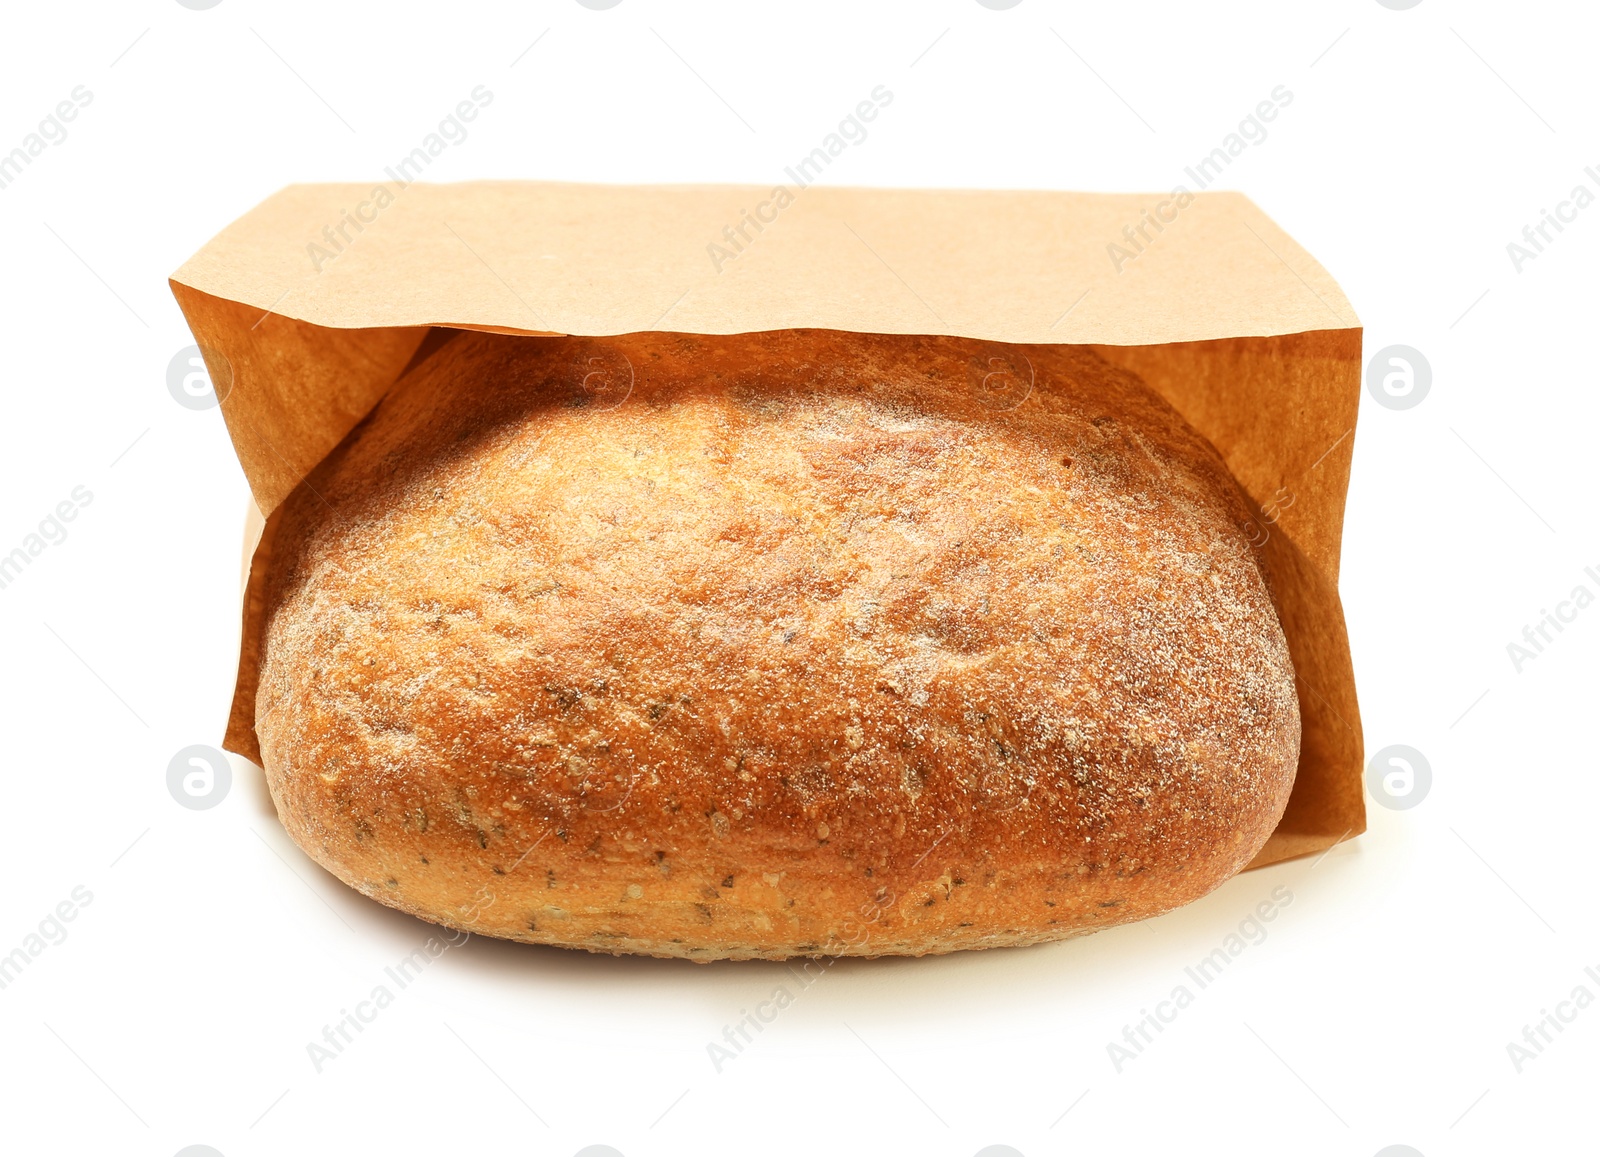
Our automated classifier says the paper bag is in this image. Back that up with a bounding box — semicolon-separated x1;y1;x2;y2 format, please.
171;181;1365;869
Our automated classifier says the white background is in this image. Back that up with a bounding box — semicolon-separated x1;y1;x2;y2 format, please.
0;2;1595;1155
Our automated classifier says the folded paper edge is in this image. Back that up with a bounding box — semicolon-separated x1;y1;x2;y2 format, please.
169;182;1358;340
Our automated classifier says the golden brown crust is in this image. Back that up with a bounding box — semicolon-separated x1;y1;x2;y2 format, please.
255;330;1299;960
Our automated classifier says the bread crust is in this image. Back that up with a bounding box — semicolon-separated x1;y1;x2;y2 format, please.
255;330;1299;960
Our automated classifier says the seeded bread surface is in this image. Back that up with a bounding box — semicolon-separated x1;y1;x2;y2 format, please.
255;329;1300;960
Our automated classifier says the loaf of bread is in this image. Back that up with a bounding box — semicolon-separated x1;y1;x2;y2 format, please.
255;329;1299;960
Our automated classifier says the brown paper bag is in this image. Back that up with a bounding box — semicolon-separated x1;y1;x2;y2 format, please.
170;181;1365;869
